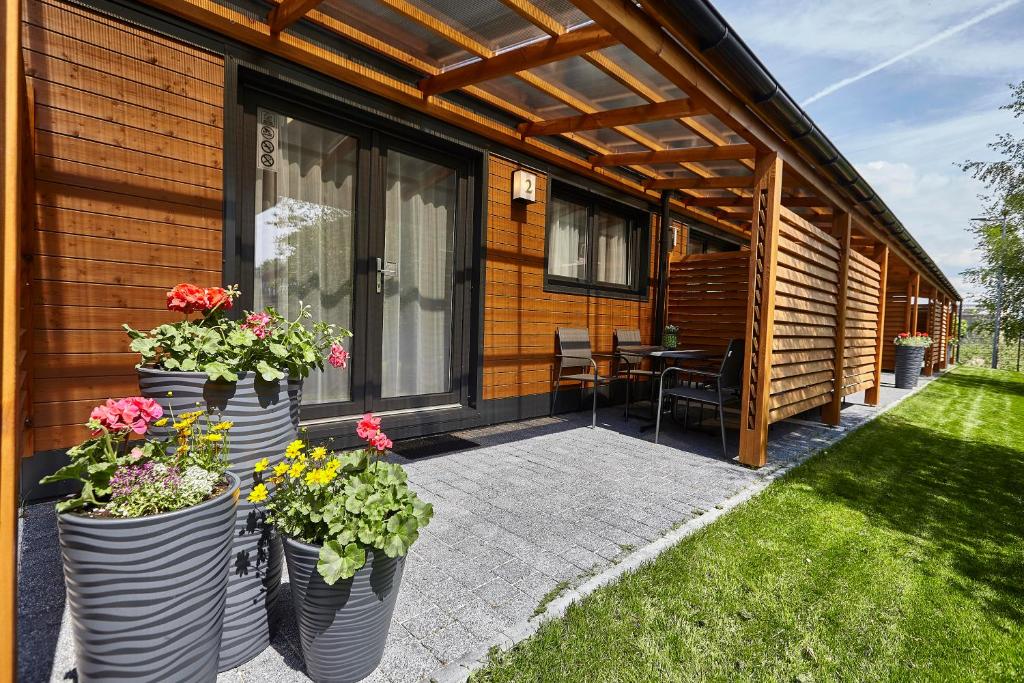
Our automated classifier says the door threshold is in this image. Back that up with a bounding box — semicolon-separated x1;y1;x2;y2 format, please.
301;403;463;427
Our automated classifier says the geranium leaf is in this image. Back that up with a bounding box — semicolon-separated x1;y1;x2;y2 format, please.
317;540;365;584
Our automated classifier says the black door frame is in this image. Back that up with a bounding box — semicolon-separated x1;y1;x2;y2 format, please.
235;73;479;422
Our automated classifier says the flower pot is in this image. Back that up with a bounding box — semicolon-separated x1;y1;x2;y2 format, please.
138;367;301;670
58;472;240;682
663;333;678;350
894;345;926;389
282;536;405;683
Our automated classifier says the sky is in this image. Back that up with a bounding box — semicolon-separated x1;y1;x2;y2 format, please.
713;0;1024;302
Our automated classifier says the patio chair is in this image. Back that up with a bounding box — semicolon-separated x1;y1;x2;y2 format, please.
552;327;614;428
614;328;657;420
654;339;744;457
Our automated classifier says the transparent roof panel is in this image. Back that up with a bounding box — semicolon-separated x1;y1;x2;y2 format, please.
474;75;578;120
630;119;707;149
597;45;688;101
699;160;753;176
528;57;647;111
533;0;592;30
691;114;746;145
574;127;648;155
401;0;547;56
320;0;471;68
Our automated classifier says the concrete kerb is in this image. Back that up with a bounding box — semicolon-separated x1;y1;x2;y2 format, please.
424;371;945;683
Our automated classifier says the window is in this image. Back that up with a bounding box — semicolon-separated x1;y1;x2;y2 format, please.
545;184;648;297
687;226;742;255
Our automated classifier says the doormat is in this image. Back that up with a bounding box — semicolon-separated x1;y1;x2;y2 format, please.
391;434;481;459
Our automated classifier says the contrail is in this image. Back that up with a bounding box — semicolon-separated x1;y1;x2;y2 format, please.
802;0;1020;106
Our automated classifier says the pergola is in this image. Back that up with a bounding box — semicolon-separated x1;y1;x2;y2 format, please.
5;0;959;463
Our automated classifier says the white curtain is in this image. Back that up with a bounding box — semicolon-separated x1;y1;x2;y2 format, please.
381;151;456;398
594;210;630;285
548;196;588;280
253;109;355;404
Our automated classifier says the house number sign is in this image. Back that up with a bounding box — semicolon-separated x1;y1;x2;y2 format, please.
512;169;537;203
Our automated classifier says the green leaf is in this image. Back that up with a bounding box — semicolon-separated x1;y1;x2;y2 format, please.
256;360;286;382
180;358;197;371
317;540;366;584
269;342;289;358
162;357;180;369
204;361;238;382
412;497;434;524
383;514;419;557
227;328;255;347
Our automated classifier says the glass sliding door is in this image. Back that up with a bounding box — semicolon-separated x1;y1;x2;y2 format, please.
379;149;458;399
253;108;357;405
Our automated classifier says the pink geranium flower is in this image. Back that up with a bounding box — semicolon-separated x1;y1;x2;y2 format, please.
356;413;381;440
369;431;393;452
90;397;163;436
328;344;349;369
242;312;272;339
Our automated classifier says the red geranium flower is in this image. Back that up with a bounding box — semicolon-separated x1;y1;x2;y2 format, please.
166;283;206;314
204;286;233;312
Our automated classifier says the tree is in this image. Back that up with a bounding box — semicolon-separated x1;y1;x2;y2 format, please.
960;81;1024;365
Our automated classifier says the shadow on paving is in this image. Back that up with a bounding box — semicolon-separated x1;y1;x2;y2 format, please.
801;373;1024;628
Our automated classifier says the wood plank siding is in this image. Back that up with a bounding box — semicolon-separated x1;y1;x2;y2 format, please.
842;249;881;396
482;157;657;400
21;0;223;453
666;251;748;355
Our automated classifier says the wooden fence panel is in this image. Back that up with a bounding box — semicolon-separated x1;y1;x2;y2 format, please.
843;249;881;395
666;251;748;355
769;210;841;422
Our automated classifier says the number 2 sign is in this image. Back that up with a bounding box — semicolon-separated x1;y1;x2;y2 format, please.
512;169;538;203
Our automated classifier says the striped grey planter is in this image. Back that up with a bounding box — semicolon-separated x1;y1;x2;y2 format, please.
894;345;926;389
58;472;239;682
283;536;405;683
138;367;301;670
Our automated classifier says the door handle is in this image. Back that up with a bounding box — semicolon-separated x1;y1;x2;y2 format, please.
376;258;397;292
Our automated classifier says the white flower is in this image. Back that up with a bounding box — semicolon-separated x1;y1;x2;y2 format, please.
180;465;218;498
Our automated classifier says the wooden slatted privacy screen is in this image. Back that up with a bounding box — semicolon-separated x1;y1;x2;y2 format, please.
769;208;841;422
843;249;881;395
881;285;908;370
929;300;947;371
22;0;224;452
666;251;749;354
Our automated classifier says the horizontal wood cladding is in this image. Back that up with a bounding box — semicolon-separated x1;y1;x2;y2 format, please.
769;211;841;423
482;156;656;400
23;0;224;453
666;251;748;355
842;249;881;396
881;281;909;370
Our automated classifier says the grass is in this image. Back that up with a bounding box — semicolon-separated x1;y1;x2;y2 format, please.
473;368;1024;682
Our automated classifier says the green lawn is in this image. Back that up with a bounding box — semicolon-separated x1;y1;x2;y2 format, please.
474;368;1024;682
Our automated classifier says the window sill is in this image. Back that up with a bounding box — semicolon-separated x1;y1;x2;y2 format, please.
543;280;649;302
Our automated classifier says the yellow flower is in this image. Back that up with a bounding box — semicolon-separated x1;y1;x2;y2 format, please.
154;418;169;427
285;440;305;460
288;461;306;479
273;462;289;477
248;483;268;504
310;446;328;460
211;421;234;432
204;433;224;442
254;457;270;473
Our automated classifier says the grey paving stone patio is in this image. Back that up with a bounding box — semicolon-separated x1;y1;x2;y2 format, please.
17;372;935;683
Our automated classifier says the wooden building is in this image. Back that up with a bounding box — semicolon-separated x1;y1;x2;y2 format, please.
1;0;961;672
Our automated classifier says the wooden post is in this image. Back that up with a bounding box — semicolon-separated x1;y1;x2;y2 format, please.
738;151;783;468
865;245;889;405
922;286;935;377
909;273;921;334
822;212;851;426
939;296;949;370
1;0;24;677
903;280;913;331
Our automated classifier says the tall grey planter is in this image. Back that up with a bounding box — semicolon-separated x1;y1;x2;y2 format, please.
138;367;301;670
58;472;239;682
283;537;405;683
894;345;926;389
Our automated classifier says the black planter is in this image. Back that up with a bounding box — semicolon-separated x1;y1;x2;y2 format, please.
138;367;301;670
283;536;405;683
58;472;239;682
894;345;926;389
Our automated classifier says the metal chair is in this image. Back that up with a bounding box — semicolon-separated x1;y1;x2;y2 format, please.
552;327;614;428
655;339;744;457
614;328;657;420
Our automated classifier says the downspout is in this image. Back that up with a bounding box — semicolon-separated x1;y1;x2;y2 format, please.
655;190;673;344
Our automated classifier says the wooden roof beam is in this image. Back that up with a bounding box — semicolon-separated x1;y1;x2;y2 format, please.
588;143;753;166
267;0;323;33
645;176;754;190
518;98;706;137
419;25;616;96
